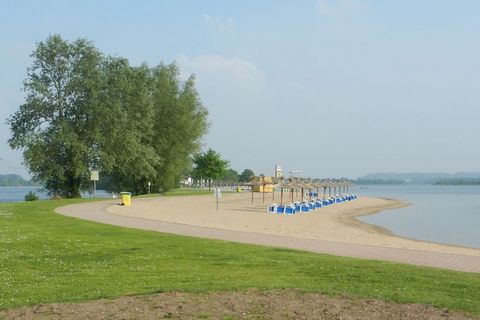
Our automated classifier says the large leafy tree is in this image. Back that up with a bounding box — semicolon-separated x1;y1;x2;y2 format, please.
8;35;102;198
151;64;209;191
192;149;229;190
95;58;160;195
9;35;209;197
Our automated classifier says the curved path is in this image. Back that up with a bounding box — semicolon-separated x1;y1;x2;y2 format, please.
56;200;480;273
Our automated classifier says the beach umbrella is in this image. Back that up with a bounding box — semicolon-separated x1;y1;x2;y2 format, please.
286;180;302;203
269;181;290;205
303;181;317;201
295;181;310;202
311;181;323;198
306;181;317;200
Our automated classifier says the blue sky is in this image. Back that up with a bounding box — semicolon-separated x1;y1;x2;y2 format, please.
1;0;480;178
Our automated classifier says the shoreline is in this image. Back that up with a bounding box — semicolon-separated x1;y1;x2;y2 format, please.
348;198;480;253
104;192;480;257
334;197;409;237
56;194;480;272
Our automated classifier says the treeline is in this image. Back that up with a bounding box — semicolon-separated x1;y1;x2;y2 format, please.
219;168;255;183
354;179;406;185
0;174;33;186
8;35;208;197
434;179;480;186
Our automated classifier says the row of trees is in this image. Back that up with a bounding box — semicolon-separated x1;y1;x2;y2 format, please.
191;149;255;188
8;35;209;197
221;168;255;183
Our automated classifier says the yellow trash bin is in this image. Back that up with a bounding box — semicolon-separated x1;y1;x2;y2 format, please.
236;186;241;192
120;192;132;206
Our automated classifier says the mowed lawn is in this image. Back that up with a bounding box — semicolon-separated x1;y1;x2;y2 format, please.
1;196;480;316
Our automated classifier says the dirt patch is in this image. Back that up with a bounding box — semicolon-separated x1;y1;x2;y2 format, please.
0;289;475;320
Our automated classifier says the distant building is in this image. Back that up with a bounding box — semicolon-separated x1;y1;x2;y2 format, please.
274;165;283;179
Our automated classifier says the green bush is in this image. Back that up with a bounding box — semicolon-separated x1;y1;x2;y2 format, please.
24;191;39;201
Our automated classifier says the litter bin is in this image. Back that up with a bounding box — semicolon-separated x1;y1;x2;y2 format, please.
236;186;241;192
120;192;132;206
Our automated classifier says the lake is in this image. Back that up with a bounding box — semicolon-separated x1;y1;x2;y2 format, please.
353;185;480;249
0;186;111;202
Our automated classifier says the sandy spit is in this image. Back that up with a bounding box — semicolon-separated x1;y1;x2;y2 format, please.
106;192;480;257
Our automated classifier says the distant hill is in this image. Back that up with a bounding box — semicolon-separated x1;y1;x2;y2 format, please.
0;174;34;186
356;172;480;185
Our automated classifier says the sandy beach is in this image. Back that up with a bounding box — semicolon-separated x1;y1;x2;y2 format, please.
106;192;480;257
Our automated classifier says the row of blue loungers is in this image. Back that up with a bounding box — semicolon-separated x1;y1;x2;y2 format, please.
267;194;358;215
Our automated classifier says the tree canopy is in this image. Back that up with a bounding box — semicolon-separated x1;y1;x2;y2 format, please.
239;169;255;182
221;168;239;182
192;149;229;190
8;35;209;197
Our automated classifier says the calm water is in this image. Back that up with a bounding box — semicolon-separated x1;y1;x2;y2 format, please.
353;185;480;249
0;186;111;202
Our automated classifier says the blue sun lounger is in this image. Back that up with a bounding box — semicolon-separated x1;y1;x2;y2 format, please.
267;203;277;213
300;203;310;212
294;202;301;211
285;205;296;215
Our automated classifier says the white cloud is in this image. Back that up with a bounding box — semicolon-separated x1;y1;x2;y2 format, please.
202;14;235;33
177;54;263;91
316;0;370;16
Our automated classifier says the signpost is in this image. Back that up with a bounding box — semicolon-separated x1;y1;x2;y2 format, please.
90;170;99;198
214;187;222;211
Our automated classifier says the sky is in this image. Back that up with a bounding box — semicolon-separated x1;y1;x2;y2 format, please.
1;0;480;179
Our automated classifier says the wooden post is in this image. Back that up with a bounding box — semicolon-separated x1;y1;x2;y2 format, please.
262;183;265;203
251;185;254;205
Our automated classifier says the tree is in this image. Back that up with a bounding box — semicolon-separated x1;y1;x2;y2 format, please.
8;35;209;197
8;35;102;198
192;149;229;190
94;58;160;195
222;168;239;182
150;64;209;191
239;169;255;182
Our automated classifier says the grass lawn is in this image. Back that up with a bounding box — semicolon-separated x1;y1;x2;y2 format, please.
162;188;236;197
163;188;212;196
0;198;480;316
132;188;212;198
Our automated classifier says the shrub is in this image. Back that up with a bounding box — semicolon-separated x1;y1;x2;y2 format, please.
24;191;39;201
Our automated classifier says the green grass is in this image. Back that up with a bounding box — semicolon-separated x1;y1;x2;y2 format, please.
163;188;237;197
163;188;212;196
131;188;211;198
134;188;236;198
0;199;480;316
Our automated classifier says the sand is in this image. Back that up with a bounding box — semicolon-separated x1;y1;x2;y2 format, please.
106;192;480;257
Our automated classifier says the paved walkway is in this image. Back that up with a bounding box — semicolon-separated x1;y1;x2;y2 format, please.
56;200;480;273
